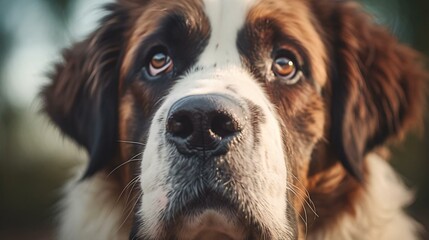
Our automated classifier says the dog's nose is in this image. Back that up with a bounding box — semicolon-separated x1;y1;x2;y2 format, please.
166;94;245;156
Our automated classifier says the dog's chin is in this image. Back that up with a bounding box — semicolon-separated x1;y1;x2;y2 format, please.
134;188;264;240
166;188;250;240
176;209;246;240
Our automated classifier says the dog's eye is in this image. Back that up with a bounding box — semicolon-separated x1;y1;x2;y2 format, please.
272;56;301;84
148;52;173;77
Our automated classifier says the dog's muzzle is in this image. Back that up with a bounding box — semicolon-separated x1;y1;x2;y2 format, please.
166;94;245;157
136;86;290;239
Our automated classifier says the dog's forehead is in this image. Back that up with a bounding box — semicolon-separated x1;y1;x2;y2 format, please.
122;0;327;86
201;0;327;86
197;0;257;67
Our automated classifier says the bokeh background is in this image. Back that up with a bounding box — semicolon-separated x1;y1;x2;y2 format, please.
0;0;428;239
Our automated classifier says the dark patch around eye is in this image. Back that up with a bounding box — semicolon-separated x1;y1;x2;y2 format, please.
237;19;314;86
123;13;210;90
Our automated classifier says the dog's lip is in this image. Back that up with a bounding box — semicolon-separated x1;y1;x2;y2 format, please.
177;209;246;240
189;231;238;240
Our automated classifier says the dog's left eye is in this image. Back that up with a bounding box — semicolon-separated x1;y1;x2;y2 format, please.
148;52;173;77
272;55;301;84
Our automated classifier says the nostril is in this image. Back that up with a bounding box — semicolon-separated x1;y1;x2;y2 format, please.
167;114;193;139
166;95;246;156
211;113;241;138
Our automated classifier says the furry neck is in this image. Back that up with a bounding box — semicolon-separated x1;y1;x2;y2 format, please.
306;153;420;240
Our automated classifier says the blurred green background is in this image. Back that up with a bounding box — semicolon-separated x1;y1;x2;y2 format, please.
0;0;428;239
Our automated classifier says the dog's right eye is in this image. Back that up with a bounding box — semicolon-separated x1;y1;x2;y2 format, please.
271;51;302;85
147;52;174;77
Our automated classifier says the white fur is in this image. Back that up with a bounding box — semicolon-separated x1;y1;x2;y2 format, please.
57;0;421;239
58;169;130;240
199;0;256;66
58;154;420;239
308;153;422;240
137;0;292;237
139;67;290;237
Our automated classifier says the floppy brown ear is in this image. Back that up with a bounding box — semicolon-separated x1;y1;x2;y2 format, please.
322;1;427;180
41;4;128;178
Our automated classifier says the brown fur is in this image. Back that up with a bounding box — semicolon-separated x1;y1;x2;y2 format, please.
244;0;427;237
120;0;206;79
41;0;427;238
306;0;427;235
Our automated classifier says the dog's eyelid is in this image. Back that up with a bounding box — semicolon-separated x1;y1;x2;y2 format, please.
272;47;302;66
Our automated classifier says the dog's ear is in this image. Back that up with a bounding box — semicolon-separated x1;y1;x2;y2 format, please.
322;1;427;180
41;4;127;178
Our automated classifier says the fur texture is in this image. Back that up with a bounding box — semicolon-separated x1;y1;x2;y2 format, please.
42;0;427;239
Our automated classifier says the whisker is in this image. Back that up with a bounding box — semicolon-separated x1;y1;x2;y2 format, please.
117;194;142;234
116;176;139;205
290;174;318;218
287;185;308;236
118;140;145;146
107;152;143;178
288;182;315;214
106;176;139;227
124;178;140;207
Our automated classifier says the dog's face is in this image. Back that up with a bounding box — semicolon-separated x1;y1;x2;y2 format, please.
123;1;328;238
42;0;426;239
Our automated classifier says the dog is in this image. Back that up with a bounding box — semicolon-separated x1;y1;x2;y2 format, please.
41;0;427;239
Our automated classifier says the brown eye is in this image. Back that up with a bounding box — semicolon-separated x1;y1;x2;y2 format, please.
272;56;300;84
148;52;173;77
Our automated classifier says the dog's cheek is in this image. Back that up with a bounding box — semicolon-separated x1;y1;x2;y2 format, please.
138;117;171;238
119;93;136;161
118;86;154;179
292;98;326;152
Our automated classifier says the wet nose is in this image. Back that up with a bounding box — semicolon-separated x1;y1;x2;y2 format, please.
166;94;245;156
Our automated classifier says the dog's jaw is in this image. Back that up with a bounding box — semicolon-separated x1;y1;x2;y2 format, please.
41;0;426;239
137;66;291;239
176;210;246;240
130;1;295;239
